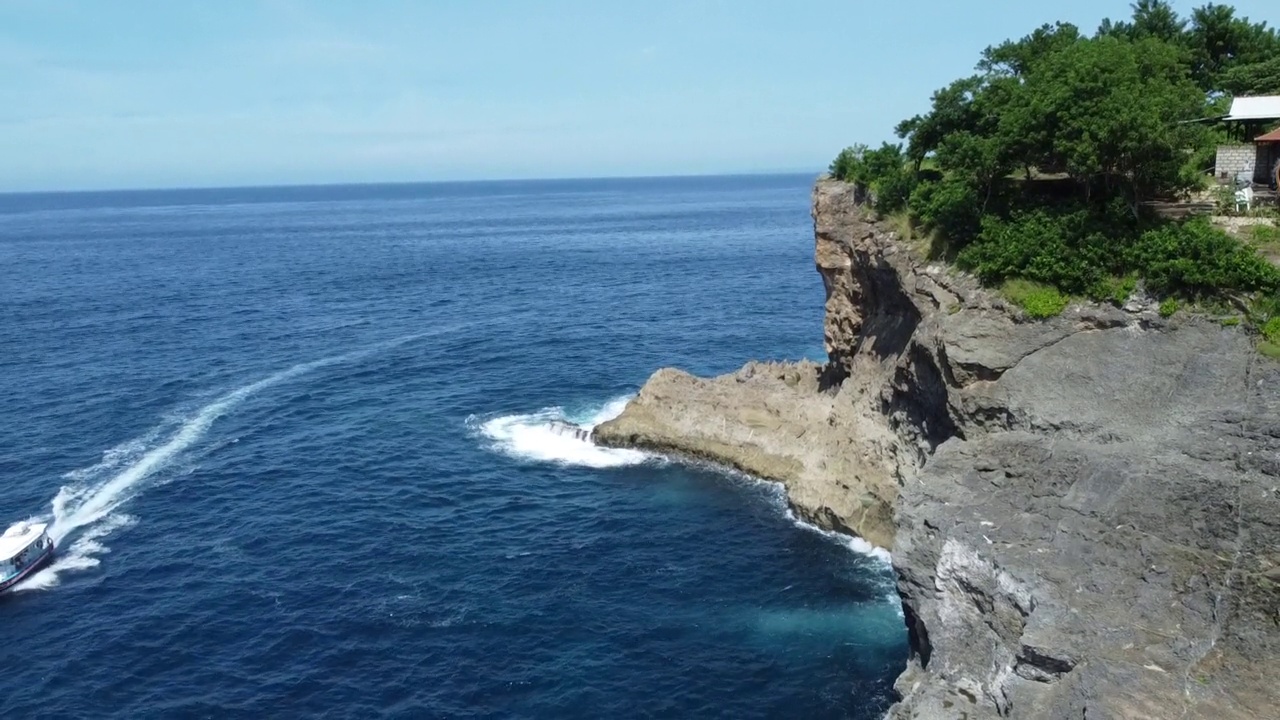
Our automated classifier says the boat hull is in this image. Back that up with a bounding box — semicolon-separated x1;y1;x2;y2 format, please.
0;544;55;594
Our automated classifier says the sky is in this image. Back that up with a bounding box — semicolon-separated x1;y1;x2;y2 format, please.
0;0;1275;192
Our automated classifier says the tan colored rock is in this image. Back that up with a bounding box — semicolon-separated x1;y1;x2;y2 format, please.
594;361;900;548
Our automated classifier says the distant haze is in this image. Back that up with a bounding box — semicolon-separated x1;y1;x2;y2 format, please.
1;0;1274;191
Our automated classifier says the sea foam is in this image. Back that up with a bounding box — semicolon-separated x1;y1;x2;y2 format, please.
472;395;652;469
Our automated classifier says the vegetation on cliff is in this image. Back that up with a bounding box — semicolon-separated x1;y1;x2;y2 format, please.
830;1;1280;320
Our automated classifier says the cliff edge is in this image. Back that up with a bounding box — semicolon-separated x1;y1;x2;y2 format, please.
594;179;1280;719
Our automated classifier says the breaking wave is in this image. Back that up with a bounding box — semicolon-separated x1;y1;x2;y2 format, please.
470;396;894;571
471;396;653;469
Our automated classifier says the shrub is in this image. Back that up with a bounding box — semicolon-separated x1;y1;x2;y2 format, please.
909;177;982;246
1001;279;1069;319
829;143;916;214
874;166;917;214
829;145;868;183
1159;297;1179;317
956;207;1117;294
1128;218;1280;297
1211;184;1239;214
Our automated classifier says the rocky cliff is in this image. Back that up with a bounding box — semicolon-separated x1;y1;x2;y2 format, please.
594;179;1280;719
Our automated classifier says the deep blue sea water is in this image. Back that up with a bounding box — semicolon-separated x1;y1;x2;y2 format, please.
0;175;907;719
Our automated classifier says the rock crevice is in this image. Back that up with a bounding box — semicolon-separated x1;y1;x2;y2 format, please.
593;179;1280;718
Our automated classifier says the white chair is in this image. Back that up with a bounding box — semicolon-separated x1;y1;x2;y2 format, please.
1235;185;1255;212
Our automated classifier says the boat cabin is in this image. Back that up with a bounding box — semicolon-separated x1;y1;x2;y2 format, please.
0;522;53;580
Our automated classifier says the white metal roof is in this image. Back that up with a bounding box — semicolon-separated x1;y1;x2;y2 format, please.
0;522;48;560
1227;96;1280;121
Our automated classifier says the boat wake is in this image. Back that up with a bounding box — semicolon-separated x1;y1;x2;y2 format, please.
13;337;423;593
471;396;653;469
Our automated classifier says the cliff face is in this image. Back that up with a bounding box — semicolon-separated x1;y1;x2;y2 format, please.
594;179;1280;719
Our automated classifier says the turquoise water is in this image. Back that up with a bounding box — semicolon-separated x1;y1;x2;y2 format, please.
0;175;907;718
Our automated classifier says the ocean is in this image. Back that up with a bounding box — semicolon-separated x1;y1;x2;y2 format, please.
0;175;908;719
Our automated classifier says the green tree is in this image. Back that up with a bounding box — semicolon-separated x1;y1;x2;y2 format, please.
828;1;1280;313
829;144;868;183
1097;1;1187;42
1220;55;1280;95
1187;3;1280;90
978;22;1082;76
1130;0;1187;41
895;76;984;171
1021;35;1204;206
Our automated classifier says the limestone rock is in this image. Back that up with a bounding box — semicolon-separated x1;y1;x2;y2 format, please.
594;178;1280;718
593;360;900;548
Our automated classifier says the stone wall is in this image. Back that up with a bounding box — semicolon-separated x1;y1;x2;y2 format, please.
1216;144;1258;182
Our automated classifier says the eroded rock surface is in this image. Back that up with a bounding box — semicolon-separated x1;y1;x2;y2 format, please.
593;179;1280;719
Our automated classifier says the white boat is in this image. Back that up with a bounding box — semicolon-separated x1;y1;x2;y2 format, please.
0;522;54;593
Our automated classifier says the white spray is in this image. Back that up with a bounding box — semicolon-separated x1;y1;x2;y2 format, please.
12;335;424;593
471;396;651;469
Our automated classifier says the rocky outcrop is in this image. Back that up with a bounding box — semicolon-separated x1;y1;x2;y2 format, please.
594;179;1280;718
591;361;902;548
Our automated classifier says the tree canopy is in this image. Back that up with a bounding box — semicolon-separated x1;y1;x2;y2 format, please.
828;1;1280;313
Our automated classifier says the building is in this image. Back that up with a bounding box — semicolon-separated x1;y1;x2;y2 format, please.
1255;126;1280;188
1213;96;1280;187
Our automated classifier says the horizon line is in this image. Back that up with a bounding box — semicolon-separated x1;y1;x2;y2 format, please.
0;169;824;198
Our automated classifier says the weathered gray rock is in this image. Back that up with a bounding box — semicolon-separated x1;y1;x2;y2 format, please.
595;179;1280;718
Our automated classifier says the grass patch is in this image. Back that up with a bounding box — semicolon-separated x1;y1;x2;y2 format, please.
1188;295;1236;316
1001;279;1069;319
1251;222;1280;246
885;209;915;244
1250;222;1280;261
1092;274;1137;305
1263;317;1280;343
1159;298;1179;318
1258;317;1280;360
888;209;956;262
1220;316;1242;327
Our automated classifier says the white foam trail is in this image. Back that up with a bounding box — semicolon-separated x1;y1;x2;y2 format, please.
46;356;335;547
13;336;424;593
13;515;135;593
472;395;652;469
